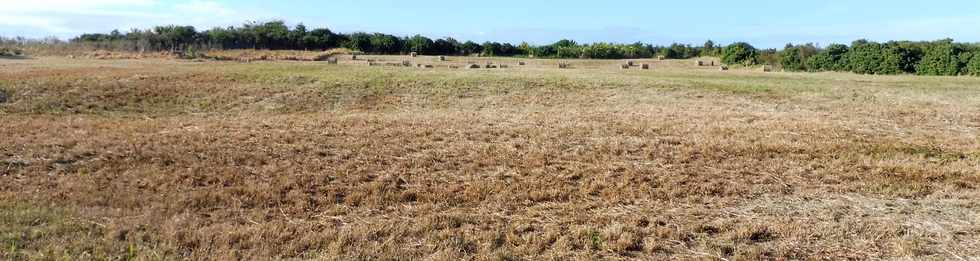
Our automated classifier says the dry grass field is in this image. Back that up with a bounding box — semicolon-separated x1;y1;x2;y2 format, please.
1;54;979;260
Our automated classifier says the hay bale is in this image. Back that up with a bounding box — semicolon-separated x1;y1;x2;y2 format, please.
518;61;526;66
438;56;446;61
499;64;509;69
467;64;481;69
627;61;635;66
410;52;418;57
424;64;434;68
696;60;704;66
657;55;665;60
621;64;630;69
313;53;333;61
641;64;650;69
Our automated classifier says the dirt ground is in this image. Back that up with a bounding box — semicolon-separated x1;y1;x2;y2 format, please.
1;56;979;260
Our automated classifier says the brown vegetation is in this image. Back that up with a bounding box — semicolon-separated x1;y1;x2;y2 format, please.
1;56;979;260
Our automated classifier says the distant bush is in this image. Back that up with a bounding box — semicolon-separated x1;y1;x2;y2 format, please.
803;44;848;72
344;33;373;53
722;42;758;65
965;53;980;76
917;40;964;76
780;44;818;71
845;40;902;75
34;18;980;76
369;33;402;54
406;35;434;55
582;43;625;59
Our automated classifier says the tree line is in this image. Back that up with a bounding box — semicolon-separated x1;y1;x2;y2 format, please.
71;20;719;60
777;39;980;76
63;20;980;76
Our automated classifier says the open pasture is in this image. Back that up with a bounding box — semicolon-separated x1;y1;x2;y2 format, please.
1;56;979;260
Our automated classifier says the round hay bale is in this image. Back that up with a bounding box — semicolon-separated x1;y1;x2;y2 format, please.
438;56;446;61
410;52;418;57
518;61;526;66
627;61;635;66
696;60;704;66
641;64;650;69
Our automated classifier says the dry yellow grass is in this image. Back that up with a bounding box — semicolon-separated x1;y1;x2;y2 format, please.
1;56;979;260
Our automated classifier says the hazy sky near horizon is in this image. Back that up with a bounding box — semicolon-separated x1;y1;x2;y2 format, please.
1;0;978;48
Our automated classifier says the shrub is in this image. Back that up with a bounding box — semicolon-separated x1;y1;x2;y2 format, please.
405;35;434;55
804;44;849;72
888;41;924;74
369;33;401;54
805;54;832;72
459;41;482;56
722;42;758;65
344;32;373;52
582;43;625;59
780;45;805;71
917;40;964;76
846;40;902;75
965;52;980;76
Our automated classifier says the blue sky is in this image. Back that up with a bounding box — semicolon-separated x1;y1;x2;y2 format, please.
1;0;978;48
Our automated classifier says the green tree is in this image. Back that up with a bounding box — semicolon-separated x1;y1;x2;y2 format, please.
965;52;980;76
846;40;902;75
459;41;482;55
406;35;434;54
702;40;718;56
370;33;401;54
780;44;805;71
722;42;758;65
917;40;964;76
153;25;197;51
344;33;373;52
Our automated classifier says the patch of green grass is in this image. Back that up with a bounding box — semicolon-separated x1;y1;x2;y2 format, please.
0;201;172;260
